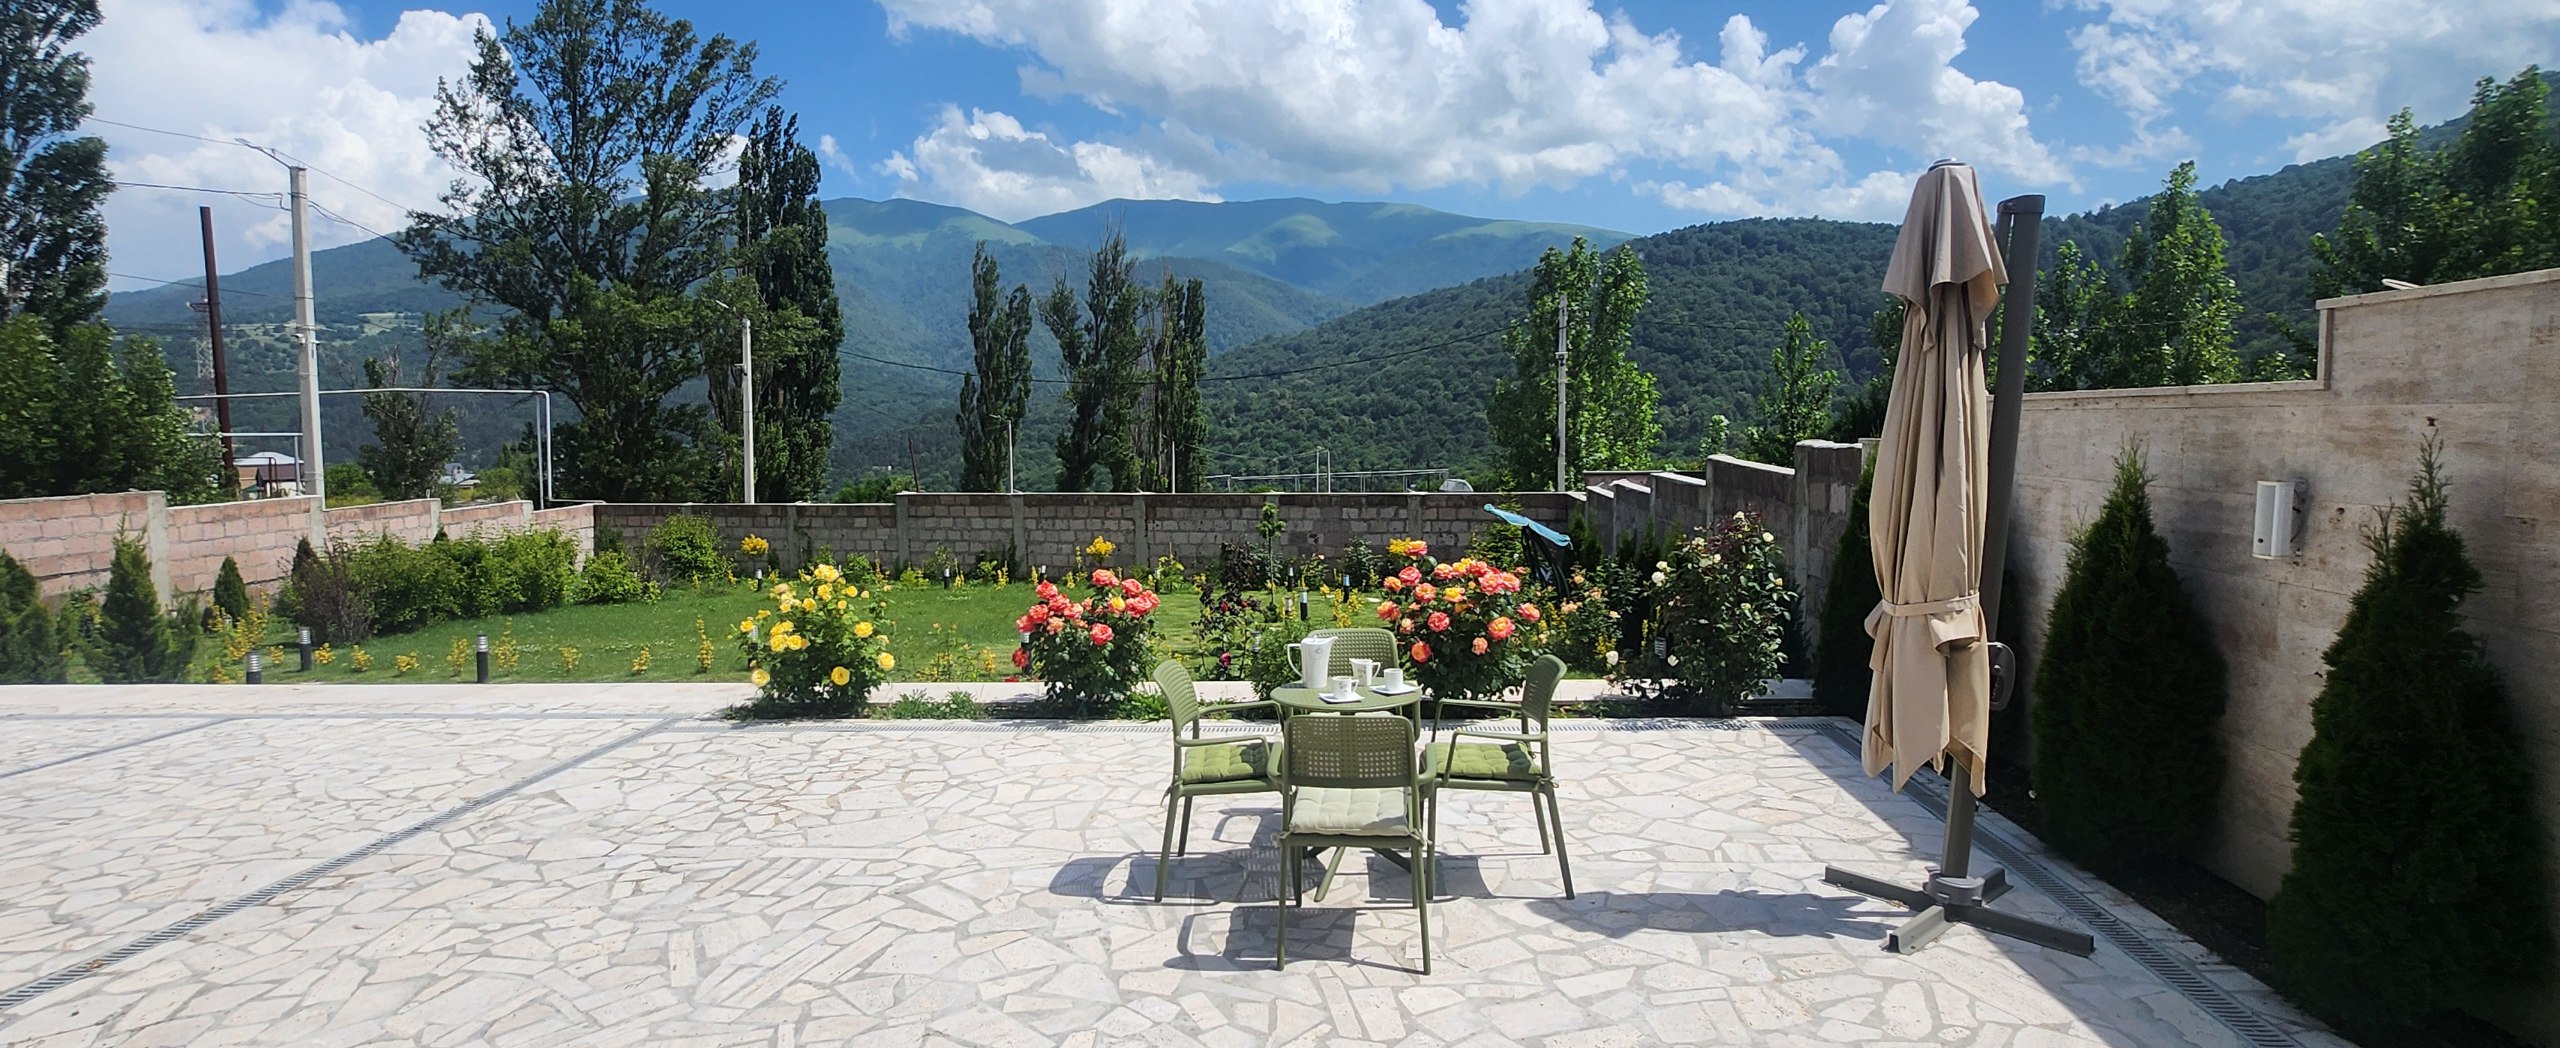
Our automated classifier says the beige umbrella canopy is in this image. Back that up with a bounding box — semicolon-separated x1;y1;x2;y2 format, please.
1863;161;2005;797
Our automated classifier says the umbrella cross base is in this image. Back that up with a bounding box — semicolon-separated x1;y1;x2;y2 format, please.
1823;863;2097;956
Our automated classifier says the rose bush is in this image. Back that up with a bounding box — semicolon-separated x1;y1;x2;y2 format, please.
732;562;896;719
1377;548;1545;703
1017;567;1162;716
1648;512;1793;714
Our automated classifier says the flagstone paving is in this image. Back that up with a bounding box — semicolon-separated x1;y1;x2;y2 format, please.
0;686;2346;1047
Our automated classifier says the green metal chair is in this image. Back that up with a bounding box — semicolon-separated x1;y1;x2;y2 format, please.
1276;710;1432;973
1304;626;1398;682
1153;658;1283;900
1422;653;1573;898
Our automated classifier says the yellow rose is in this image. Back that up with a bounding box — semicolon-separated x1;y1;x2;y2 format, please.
773;620;795;635
771;583;794;601
830;666;851;686
875;652;896;672
802;599;818;613
755;609;771;620
858;589;870;600
854;621;875;638
750;667;770;687
814;563;842;583
1109;595;1127;612
818;583;834;601
791;635;810;651
834;600;848;611
737;620;755;635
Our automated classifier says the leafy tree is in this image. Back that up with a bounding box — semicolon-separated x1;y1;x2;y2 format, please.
93;536;193;682
1811;460;1878;718
2110;161;2243;387
0;549;66;683
400;0;779;502
2029;240;2113;392
956;243;1031;492
1042;232;1144;491
211;556;250;624
0;317;220;502
1487;239;1658;488
357;315;460;501
1142;274;1208;492
2313;67;2560;297
1741;313;1840;465
2029;447;2227;869
0;0;111;332
1828;298;1903;440
2268;439;2552;1030
730;107;841;502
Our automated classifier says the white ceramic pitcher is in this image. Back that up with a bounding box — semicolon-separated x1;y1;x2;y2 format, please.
1286;634;1335;693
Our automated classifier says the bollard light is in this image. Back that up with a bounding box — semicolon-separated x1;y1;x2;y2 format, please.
475;633;491;683
245;650;263;685
297;627;313;673
944;566;953;589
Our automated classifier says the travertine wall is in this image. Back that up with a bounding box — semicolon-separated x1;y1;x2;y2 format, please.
2009;268;2560;1043
1578;443;1865;648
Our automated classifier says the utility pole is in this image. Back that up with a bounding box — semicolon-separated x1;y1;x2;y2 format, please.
1554;295;1570;492
1007;418;1018;494
289;166;325;502
739;315;756;504
196;207;236;482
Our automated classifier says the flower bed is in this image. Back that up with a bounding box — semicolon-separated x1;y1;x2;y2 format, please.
1017;567;1161;716
1376;551;1544;703
732;563;895;718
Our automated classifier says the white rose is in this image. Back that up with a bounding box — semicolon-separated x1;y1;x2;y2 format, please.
1655;561;1670;573
1666;654;1680;666
1650;571;1667;585
1604;650;1620;666
1761;531;1774;544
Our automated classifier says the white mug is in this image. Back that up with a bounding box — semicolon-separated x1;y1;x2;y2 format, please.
1332;675;1358;699
1382;667;1407;690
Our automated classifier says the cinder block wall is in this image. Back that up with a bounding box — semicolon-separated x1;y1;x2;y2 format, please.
2009;268;2560;1043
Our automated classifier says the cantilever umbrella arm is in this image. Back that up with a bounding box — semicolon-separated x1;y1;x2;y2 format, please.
1822;189;2095;959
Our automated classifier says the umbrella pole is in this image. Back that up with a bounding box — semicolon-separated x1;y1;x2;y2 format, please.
1824;193;2095;957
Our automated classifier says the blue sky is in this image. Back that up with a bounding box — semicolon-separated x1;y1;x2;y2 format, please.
82;0;2560;285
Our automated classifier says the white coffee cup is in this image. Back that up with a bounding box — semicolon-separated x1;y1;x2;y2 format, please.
1349;658;1378;688
1382;667;1406;690
1332;675;1358;699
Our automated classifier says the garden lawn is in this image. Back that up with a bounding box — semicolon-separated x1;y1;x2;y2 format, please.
193;581;1362;686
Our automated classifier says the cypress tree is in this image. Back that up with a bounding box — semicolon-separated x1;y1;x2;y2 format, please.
94;536;192;682
0;550;66;683
212;556;250;623
2030;447;2227;869
2268;440;2552;1028
1813;460;1879;718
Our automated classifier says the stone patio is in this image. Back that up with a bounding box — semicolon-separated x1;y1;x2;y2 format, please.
0;685;2345;1047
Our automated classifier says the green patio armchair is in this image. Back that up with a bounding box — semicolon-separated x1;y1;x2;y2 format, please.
1422;653;1573;898
1277;711;1432;973
1304;626;1398;682
1153;658;1284;901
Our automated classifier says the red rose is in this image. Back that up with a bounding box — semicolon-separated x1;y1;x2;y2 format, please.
1397;566;1422;585
1120;578;1144;597
1035;581;1059;599
1089;623;1114;645
1409;641;1431;663
1027;604;1051;624
1011;647;1030;669
1426;611;1451;632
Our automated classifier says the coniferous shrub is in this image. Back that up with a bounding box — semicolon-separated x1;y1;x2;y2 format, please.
274;536;320;622
1813;460;1879;718
0;551;67;683
212;556;251;623
2268;441;2552;1029
94;537;195;682
2029;448;2227;869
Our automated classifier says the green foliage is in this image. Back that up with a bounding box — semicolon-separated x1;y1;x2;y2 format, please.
1825;299;1902;441
1019;570;1161;716
0;550;68;683
2314;68;2560;298
0;319;221;503
1812;461;1879;718
2115;162;2245;387
1742;313;1841;464
94;536;194;682
1487;239;1659;488
356;311;463;500
1142;275;1210;492
212;556;251;624
351;535;467;635
733;566;895;720
880;690;986;720
830;472;914;503
646;513;726;586
577;550;658;605
1044;232;1146;491
957;242;1034;492
286;541;372;645
2029;240;2112;391
2029;448;2228;868
2268;439;2552;1029
0;0;111;332
1648;514;1792;715
1468;507;1526;570
733;106;843;503
399;0;778;502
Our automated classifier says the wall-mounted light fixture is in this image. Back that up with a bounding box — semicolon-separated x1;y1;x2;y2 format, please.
2254;480;2304;559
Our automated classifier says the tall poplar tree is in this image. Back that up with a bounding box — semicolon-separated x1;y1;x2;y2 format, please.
0;0;111;332
957;243;1032;492
2110;161;2242;388
1486;239;1658;489
1141;274;1208;492
1741;313;1841;465
731;107;841;502
1042;233;1144;492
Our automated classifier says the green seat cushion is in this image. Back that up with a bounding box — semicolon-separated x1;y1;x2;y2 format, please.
1289;786;1413;835
1181;739;1277;784
1423;741;1538;781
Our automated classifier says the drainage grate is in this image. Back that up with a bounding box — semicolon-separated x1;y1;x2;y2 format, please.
1814;721;2297;1048
0;717;237;780
0;715;686;1014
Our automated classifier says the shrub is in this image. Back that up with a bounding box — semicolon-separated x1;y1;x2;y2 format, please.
1190;588;1278;681
1543;569;1618;673
1379;547;1542;703
350;535;465;635
1468;507;1526;570
1647;513;1791;715
350;646;373;672
0;550;67;684
288;542;373;644
881;690;986;720
1340;539;1381;590
2268;441;2553;1030
393;653;420;675
486;530;578;613
273;536;319;622
212;556;251;624
647;513;725;585
1018;568;1162;716
733;563;895;718
577;550;657;605
2029;449;2227;869
1812;460;1880;718
93;536;195;683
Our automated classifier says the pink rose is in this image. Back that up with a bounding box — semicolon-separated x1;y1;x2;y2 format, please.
1472;637;1489;655
1409;642;1431;663
1376;601;1399;621
1517;603;1542;624
1426;611;1451;632
1489;616;1515;640
1397;566;1422;585
1089;623;1114;645
1091;569;1118;588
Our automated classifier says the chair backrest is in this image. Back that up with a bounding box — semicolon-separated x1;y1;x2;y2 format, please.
1284;712;1418;789
1519;653;1566;726
1152;658;1202;729
1307;627;1397;678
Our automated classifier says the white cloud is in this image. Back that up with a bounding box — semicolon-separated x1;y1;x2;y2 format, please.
85;0;485;286
879;106;1219;220
2067;0;2560;161
876;0;2068;219
817;134;861;177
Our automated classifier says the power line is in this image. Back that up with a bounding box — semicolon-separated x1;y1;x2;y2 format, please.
307;199;394;242
107;272;275;298
85;116;244;147
110;179;285;206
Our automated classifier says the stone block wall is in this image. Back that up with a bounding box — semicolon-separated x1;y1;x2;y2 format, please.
0;490;165;597
322;499;440;546
439;501;536;538
163;496;319;593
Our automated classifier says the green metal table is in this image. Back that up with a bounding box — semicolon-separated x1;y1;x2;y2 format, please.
1270;684;1426;890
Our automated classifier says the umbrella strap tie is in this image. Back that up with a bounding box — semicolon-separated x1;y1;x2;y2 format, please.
1875;593;1977;617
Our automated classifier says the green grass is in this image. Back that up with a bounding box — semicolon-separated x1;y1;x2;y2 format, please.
192;580;1365;685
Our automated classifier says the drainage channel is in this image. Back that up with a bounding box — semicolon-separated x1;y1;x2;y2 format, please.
0;714;687;1014
0;717;237;781
1814;720;2298;1048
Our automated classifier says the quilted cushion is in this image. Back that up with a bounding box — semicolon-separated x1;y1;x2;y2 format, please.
1422;741;1537;781
1181;739;1276;784
1289;786;1412;835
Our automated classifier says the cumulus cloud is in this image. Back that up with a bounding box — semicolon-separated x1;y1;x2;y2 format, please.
817;134;861;177
879;106;1218;220
2068;0;2560;161
877;0;2067;221
84;0;484;285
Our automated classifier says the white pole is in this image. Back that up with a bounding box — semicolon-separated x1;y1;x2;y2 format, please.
1006;418;1017;494
1553;295;1569;492
739;315;756;505
289;166;325;502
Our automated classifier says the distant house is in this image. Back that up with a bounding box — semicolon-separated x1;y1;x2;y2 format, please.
236;452;300;495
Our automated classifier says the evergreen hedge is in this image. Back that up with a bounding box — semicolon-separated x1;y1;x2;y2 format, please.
0;550;67;683
94;536;195;683
212;556;251;624
2268;441;2552;1028
1812;460;1878;718
2030;448;2227;869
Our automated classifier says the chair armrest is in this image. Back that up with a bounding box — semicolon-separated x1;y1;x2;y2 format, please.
1443;726;1547;745
1174;734;1265;749
1435;698;1519;713
1202;700;1279;717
